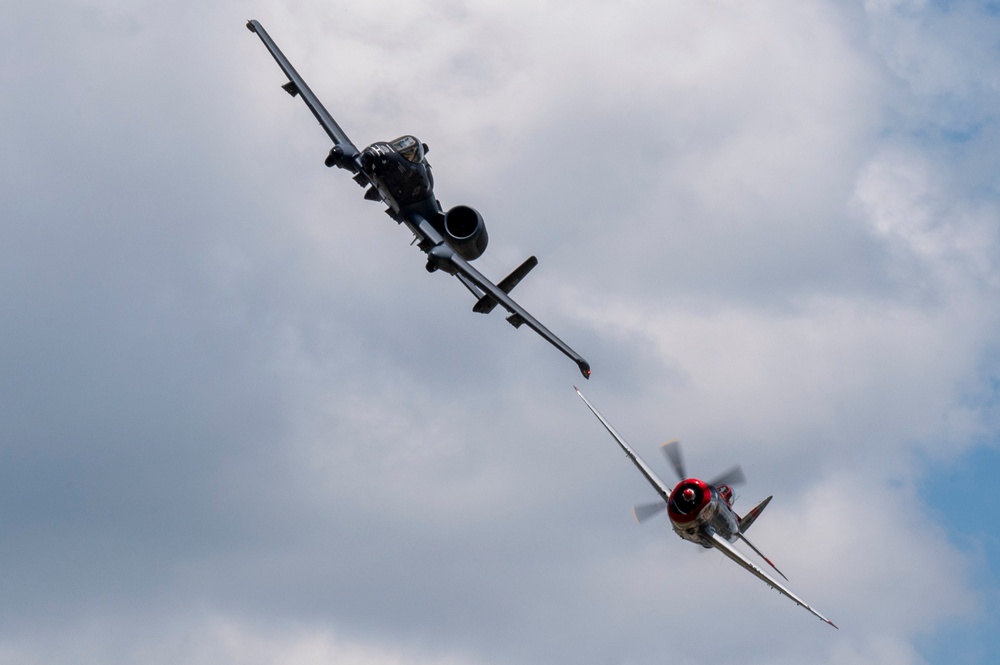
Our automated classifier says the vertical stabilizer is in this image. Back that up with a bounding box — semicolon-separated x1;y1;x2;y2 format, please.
739;495;772;533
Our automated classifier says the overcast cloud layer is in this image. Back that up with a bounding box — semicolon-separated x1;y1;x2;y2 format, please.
3;1;1000;664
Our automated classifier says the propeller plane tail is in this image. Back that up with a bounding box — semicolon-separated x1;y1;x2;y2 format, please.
739;495;772;534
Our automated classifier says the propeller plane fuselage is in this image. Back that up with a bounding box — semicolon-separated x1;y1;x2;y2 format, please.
668;478;739;547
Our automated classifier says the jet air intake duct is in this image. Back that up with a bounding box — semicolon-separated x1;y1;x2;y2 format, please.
444;205;489;261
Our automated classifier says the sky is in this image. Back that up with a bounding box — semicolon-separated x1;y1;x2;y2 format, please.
2;0;1000;663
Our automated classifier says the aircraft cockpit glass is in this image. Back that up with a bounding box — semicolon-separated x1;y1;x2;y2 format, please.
718;485;733;504
391;135;424;163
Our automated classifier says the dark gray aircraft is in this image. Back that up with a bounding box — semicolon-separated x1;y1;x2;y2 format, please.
247;20;590;379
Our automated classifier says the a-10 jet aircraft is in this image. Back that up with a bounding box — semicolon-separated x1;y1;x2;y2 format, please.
575;388;837;628
246;20;590;379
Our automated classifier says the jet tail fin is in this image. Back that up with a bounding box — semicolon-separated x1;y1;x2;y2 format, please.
473;256;538;314
739;495;772;534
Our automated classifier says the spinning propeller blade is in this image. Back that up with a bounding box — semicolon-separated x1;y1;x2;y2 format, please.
632;501;668;523
708;465;746;488
661;440;745;488
660;440;686;480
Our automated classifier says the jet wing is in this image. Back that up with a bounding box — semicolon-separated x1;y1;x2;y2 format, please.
247;19;362;171
415;216;591;379
707;531;837;628
575;388;672;500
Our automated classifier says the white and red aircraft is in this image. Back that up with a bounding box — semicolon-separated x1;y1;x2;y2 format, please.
575;388;837;629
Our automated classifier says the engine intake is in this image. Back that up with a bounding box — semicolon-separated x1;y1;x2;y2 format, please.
443;205;489;261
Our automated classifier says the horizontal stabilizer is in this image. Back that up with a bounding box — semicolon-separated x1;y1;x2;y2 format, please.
737;532;788;581
474;256;538;314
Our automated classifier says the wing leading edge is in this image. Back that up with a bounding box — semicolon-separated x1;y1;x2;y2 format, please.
247;20;591;379
574;388;671;499
707;531;837;629
419;216;591;379
246;19;360;168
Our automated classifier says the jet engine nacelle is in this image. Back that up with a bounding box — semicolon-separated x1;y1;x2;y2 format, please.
443;205;489;261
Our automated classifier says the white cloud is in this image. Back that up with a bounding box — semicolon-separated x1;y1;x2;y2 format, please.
0;616;483;665
855;148;1000;289
3;0;1000;664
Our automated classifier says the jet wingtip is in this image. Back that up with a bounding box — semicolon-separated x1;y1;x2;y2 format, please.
246;19;258;32
579;362;592;380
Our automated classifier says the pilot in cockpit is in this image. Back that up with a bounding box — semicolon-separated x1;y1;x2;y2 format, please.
390;135;427;163
717;484;734;505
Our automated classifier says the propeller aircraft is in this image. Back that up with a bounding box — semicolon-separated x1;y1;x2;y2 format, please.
575;388;837;628
246;20;590;379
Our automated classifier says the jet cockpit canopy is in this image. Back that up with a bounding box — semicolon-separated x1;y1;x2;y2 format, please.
390;135;425;163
